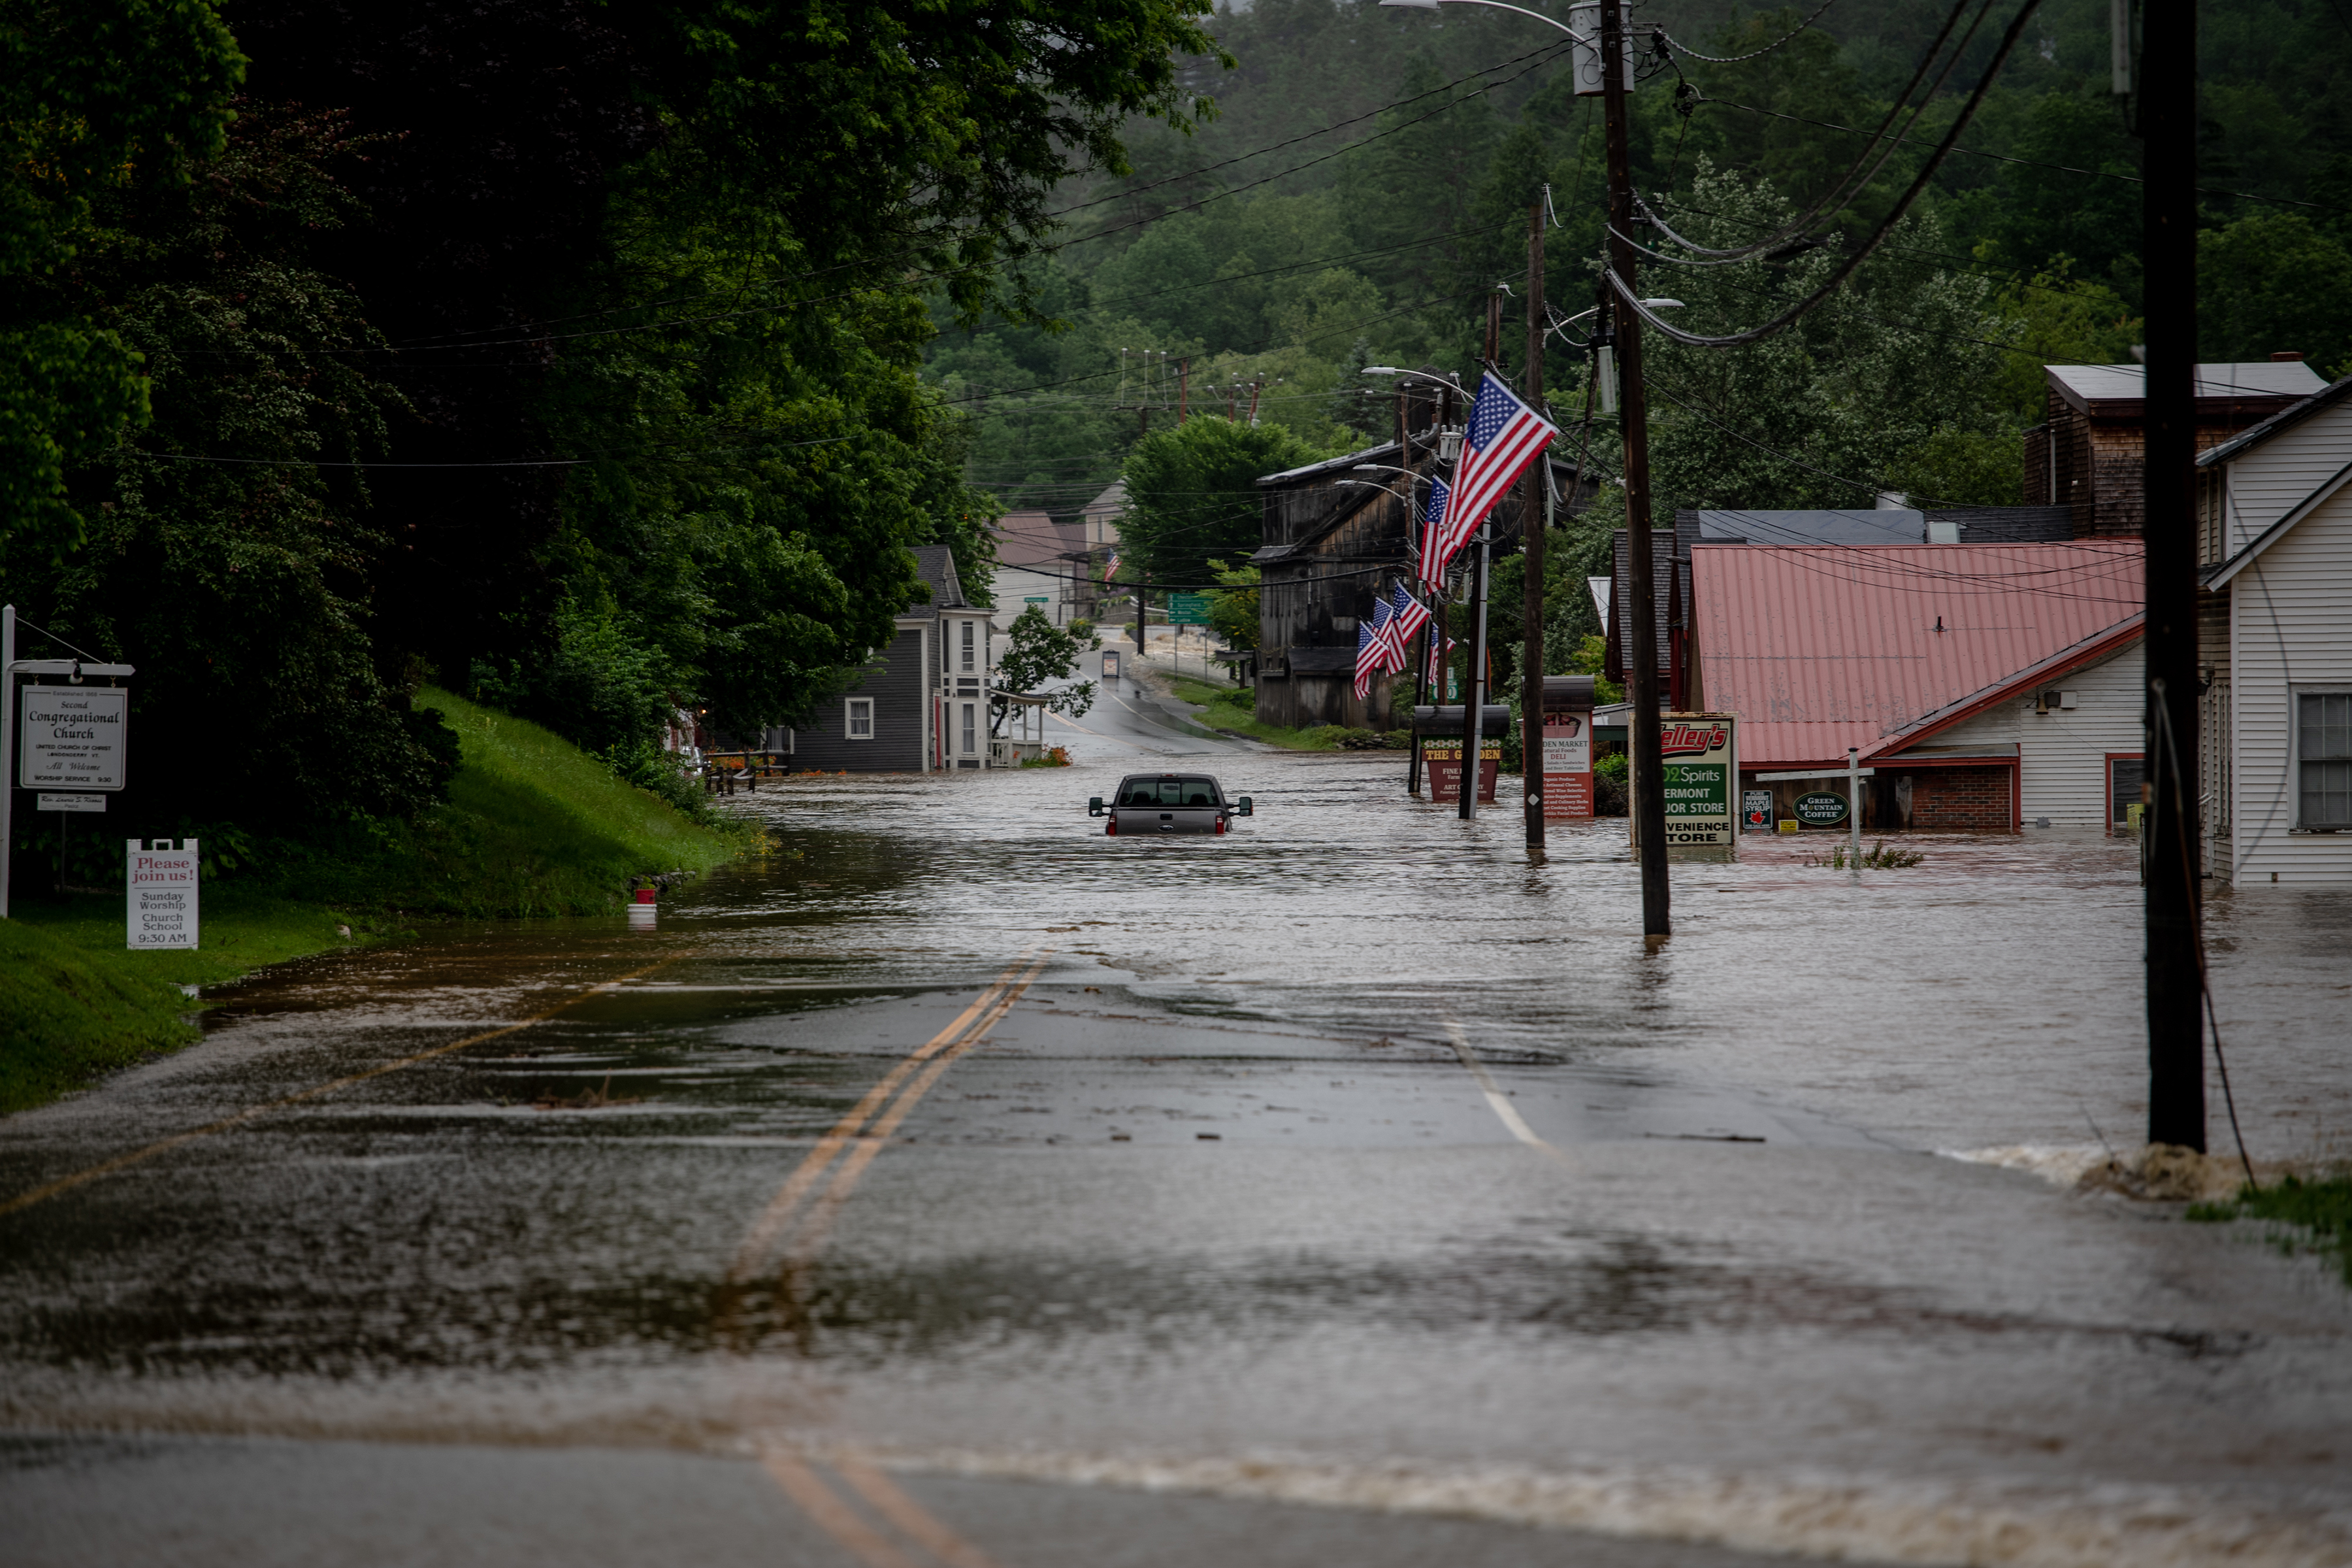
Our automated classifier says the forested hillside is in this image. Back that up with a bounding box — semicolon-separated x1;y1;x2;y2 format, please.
930;0;2352;529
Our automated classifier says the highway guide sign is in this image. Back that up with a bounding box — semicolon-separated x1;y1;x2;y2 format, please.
127;838;199;949
1166;592;1212;626
20;685;127;791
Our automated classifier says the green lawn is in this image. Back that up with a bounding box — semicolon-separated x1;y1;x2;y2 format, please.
2190;1175;2352;1286
1166;676;1408;752
1;688;750;1113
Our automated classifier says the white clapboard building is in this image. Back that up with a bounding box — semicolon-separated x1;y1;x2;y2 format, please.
2196;371;2352;883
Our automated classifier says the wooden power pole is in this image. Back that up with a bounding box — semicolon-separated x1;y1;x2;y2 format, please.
1522;201;1548;861
1601;0;1671;937
2141;0;2204;1150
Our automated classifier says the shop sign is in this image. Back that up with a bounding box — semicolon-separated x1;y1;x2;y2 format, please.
1541;710;1593;819
1794;791;1850;826
1742;789;1772;831
20;686;127;791
1635;711;1737;847
127;838;199;950
1425;740;1500;805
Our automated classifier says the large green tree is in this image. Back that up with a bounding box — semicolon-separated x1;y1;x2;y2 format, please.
1121;416;1323;589
1;0;244;563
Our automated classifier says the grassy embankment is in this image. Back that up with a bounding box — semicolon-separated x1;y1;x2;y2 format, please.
1;687;748;1113
2190;1176;2352;1285
1165;674;1408;751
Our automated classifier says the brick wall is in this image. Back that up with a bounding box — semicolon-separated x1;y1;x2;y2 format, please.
1908;765;2013;829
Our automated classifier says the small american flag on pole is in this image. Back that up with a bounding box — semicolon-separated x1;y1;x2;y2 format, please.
1103;550;1121;581
1352;608;1385;700
1420;372;1557;589
1416;477;1448;580
1386;582;1431;665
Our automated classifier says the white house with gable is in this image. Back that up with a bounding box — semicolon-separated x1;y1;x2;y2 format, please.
2196;371;2352;883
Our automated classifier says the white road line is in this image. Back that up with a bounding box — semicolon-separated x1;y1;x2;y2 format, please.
1444;1022;1573;1166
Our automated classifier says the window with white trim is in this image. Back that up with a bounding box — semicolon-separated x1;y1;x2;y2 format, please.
961;702;977;755
2299;693;2352;830
845;697;874;740
960;619;975;672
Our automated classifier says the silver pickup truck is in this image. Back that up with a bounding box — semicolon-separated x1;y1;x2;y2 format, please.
1089;774;1254;836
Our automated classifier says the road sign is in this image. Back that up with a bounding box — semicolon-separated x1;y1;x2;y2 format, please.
20;685;127;791
1794;791;1850;826
39;793;105;812
127;838;199;950
1166;592;1211;626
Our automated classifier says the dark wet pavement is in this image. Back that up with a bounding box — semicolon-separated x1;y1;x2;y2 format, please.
3;738;2350;1567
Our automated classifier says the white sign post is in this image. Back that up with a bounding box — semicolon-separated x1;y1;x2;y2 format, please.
3;603;135;920
127;839;199;949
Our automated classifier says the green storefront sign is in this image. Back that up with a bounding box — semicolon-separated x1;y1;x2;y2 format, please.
1166;592;1211;626
1662;762;1727;820
1793;790;1850;826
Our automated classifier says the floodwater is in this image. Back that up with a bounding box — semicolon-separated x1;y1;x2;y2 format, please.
3;694;2350;1567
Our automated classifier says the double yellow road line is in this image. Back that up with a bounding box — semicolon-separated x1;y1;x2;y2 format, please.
731;954;1051;1568
728;951;1050;1283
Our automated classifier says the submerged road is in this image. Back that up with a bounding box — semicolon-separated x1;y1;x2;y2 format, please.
4;725;2351;1568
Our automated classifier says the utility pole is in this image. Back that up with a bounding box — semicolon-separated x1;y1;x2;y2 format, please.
1522;201;1548;862
1460;534;1490;822
2142;0;2204;1151
1178;358;1190;425
1135;576;1148;675
1602;0;1671;938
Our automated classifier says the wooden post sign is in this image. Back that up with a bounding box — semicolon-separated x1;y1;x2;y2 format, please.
1539;675;1597;820
127;838;199;949
1414;704;1505;806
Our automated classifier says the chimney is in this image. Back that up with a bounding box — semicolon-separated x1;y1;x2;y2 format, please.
2270;351;2306;361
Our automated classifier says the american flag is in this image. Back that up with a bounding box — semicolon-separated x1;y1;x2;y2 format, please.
1420;372;1557;589
1103;550;1121;581
1386;582;1431;665
1416;477;1448;578
1353;610;1383;700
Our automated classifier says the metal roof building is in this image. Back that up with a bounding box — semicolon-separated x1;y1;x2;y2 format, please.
1688;542;2148;832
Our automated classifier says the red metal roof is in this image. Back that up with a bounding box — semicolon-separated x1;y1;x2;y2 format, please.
1689;542;2144;769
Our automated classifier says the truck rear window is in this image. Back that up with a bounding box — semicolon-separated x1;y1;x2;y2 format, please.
1119;777;1220;808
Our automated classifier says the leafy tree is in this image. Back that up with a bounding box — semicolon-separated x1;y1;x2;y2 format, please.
1203;558;1261;651
2;0;244;564
1122;416;1323;587
988;604;1096;736
2198;213;2352;378
11;105;457;828
1639;163;2018;515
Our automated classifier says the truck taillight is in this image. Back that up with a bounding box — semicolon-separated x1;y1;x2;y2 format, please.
1215;816;1226;834
1105;819;1117;836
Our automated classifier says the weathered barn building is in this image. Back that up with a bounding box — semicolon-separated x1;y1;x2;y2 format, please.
1252;393;1582;730
2023;360;2325;536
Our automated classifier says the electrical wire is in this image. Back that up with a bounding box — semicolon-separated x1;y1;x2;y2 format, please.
1698;94;2352;216
1609;0;2042;347
1654;0;1840;63
1630;0;1995;266
1046;35;1576;221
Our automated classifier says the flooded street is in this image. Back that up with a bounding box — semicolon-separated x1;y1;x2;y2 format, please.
5;708;2351;1567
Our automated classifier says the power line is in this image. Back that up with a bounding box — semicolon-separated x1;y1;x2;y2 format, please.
1656;0;1839;63
1609;0;2043;346
1697;94;2352;216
